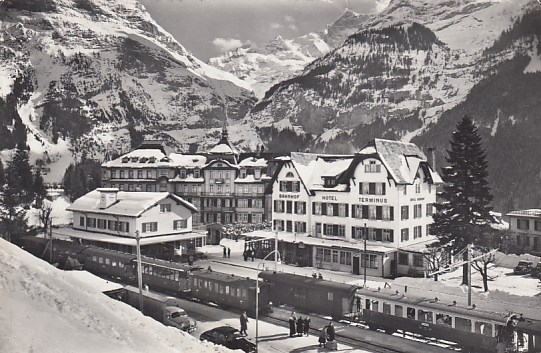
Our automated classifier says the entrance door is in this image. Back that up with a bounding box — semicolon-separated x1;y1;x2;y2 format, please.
353;256;360;275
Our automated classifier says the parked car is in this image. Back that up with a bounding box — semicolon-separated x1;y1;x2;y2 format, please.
199;326;256;353
514;260;534;275
531;262;541;278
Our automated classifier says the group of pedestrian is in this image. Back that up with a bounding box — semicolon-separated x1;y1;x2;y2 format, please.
318;322;336;347
288;311;310;337
243;249;255;262
223;247;231;258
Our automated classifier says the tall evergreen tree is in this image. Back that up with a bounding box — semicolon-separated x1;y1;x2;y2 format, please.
32;169;47;207
431;115;494;283
6;148;34;204
0;159;5;186
62;158;102;202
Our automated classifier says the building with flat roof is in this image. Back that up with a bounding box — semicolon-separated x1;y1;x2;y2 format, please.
53;188;206;259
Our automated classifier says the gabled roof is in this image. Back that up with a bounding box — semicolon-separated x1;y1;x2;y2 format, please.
66;190;198;217
340;138;442;185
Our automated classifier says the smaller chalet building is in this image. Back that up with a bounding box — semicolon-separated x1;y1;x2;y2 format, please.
254;138;442;278
53;188;206;259
507;209;541;256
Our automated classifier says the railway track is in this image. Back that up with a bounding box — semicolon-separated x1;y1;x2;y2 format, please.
263;306;459;353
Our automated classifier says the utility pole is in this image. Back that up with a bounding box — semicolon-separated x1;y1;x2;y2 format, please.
274;230;278;273
135;230;144;312
364;223;367;288
49;220;53;263
467;244;472;306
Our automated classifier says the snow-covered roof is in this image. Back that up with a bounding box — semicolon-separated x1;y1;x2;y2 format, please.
209;143;236;155
66;190;197;217
234;175;264;184
103;151;207;169
506;209;541;219
289;153;353;192
239;156;267;167
169;153;207;167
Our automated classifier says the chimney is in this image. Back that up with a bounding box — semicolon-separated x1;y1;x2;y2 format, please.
98;188;119;209
427;147;436;171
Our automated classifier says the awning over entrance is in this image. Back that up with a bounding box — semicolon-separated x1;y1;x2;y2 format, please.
52;227;206;246
243;230;396;254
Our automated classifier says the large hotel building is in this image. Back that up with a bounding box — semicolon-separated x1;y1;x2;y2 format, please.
101;133;442;278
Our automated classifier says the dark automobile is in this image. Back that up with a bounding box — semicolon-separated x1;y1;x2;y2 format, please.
531;262;541;278
199;326;256;353
514;260;534;275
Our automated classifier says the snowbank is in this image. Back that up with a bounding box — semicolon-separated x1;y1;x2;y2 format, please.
0;239;231;353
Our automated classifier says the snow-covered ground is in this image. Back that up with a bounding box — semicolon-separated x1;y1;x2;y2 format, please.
0;239;232;353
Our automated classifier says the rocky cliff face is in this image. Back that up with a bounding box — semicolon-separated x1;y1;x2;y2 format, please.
0;0;256;181
208;9;369;98
243;0;541;212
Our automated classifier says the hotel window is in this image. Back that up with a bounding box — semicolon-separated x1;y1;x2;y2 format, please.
398;252;408;265
194;169;200;178
295;201;306;214
369;206;377;220
87;218;96;228
142;222;158;233
119;222;129;232
137;170;143;178
361;254;378;269
253;214;263;224
120;170;125;178
274;220;284;231
79;216;85;227
146;184;152;192
160;203;171;213
401;228;409;241
294;221;306;233
97;219;106;229
313;202;322;215
111;170;117;178
360;182;386;195
426;203;433;216
274;200;284;213
414;204;422;218
368;228;377;240
286;201;293;214
327;203;335;216
280;180;300;192
517;219;530;230
382;206;392;221
128;184;134;191
426;224;431;236
535;220;541;232
415;183;421;193
414;225;422;239
240;169;246;178
401;206;409;220
365;161;381;173
383;229;393;242
338;204;347;217
173;219;188;230
286;220;293;232
146;170;152;178
180;169;186;179
413;254;424;267
129;170;134;178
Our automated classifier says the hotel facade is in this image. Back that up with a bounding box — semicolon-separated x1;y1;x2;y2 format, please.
264;139;442;278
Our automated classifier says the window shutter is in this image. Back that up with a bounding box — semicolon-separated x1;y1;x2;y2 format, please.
362;205;369;219
389;229;394;242
382;182;386;195
334;204;339;216
345;204;349;217
376;206;382;220
312;202;316;214
359;182;363;194
376;229;382;241
390;207;394;221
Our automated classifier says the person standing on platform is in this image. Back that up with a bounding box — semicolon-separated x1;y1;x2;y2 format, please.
223;246;227;258
318;326;327;347
240;311;248;336
296;316;304;337
227;247;231;258
327;322;335;341
289;312;296;337
303;317;310;336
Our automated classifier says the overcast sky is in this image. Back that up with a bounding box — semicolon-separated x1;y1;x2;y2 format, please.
139;0;390;61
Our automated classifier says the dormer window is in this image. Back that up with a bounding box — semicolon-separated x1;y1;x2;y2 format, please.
254;168;261;180
121;157;129;163
365;160;381;173
149;157;156;163
194;168;200;178
240;168;247;179
180;169;186;179
285;171;295;178
324;177;337;187
140;157;148;163
130;157;138;162
160;157;170;162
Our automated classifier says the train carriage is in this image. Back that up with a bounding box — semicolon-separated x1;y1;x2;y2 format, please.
80;247;136;279
19;236;87;268
189;270;270;315
258;271;357;319
355;287;524;353
137;257;201;296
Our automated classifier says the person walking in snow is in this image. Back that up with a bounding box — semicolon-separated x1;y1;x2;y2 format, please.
318;326;327;347
303;317;310;336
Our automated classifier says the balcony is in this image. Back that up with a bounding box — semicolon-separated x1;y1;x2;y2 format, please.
214;178;225;184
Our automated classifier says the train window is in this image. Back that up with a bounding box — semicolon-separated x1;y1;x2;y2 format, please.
112;260;117;267
371;300;379;312
219;284;224;294
92;255;97;262
455;317;472;332
241;289;247;298
119;262;124;268
383;302;391;315
394;305;403;317
225;285;230;295
327;292;334;301
407;307;416;319
98;257;104;264
436;314;451;326
418;309;433;323
475;321;493;336
365;299;371;311
105;258;111;265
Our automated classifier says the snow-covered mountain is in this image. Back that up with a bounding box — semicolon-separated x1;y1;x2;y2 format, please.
208;10;369;98
0;0;257;181
243;0;541;211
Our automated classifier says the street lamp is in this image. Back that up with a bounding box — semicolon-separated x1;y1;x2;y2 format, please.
255;249;281;353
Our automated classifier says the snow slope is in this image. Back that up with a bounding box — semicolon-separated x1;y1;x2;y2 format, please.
0;239;231;353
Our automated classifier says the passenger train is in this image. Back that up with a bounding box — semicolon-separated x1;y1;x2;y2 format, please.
19;236;541;352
